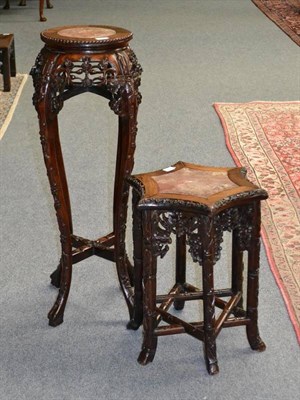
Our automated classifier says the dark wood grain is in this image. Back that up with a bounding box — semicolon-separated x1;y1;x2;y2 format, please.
0;34;16;92
128;163;267;374
31;25;142;327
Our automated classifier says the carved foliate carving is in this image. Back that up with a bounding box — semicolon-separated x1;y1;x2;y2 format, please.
31;51;45;108
145;205;255;265
59;57;117;87
31;48;142;116
128;47;143;104
31;36;143;325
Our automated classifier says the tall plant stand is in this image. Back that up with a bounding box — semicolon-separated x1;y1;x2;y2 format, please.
31;25;142;327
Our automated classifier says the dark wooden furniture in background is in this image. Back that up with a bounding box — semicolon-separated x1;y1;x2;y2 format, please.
127;162;268;375
3;0;53;21
0;34;16;92
31;25;142;327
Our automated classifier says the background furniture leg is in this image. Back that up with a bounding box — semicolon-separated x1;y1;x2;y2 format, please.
39;0;46;21
9;37;16;77
2;47;11;92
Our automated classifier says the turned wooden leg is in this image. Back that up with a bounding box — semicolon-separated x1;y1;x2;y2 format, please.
2;48;11;92
10;39;16;77
246;202;266;351
231;228;246;317
138;211;158;365
39;0;46;21
202;217;219;375
3;0;10;10
39;0;53;21
127;190;143;330
18;0;26;6
174;233;186;310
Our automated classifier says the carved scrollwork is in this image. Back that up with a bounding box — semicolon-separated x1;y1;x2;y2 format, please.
128;47;143;105
147;211;199;259
31;48;143;117
58;57;117;87
235;205;254;250
107;77;134;115
146;205;255;265
128;48;143;78
151;212;173;258
30;51;45;109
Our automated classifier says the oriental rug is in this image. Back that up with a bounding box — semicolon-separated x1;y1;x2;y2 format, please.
214;101;300;343
0;74;28;140
252;0;300;46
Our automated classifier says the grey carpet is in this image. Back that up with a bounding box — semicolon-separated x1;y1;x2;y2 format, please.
0;1;299;399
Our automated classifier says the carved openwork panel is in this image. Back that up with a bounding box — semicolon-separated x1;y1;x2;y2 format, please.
145;205;255;265
30;47;142;116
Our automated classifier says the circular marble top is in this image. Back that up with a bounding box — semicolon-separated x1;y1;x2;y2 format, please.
57;27;117;40
40;25;133;49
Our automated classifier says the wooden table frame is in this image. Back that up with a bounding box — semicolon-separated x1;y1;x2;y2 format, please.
0;34;16;92
127;162;268;374
31;26;142;327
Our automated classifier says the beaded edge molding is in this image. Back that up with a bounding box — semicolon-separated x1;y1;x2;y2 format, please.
41;32;133;46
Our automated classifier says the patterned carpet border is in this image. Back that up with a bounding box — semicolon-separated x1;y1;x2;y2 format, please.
252;0;300;46
214;101;300;343
0;74;28;140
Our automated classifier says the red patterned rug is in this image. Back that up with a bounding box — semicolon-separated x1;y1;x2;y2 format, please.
252;0;300;46
214;101;300;343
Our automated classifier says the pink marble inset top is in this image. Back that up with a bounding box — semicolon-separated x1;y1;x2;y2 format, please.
58;27;117;40
152;167;238;198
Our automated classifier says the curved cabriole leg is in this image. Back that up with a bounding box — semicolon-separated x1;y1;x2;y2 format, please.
46;117;73;327
114;93;139;319
174;233;186;310
202;218;219;375
37;97;73;326
46;0;53;8
246;202;266;351
114;115;134;318
127;190;143;330
49;110;73;288
48;248;72;327
138;211;158;365
50;259;62;288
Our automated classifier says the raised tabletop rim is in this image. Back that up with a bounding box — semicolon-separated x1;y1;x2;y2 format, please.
40;24;133;48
